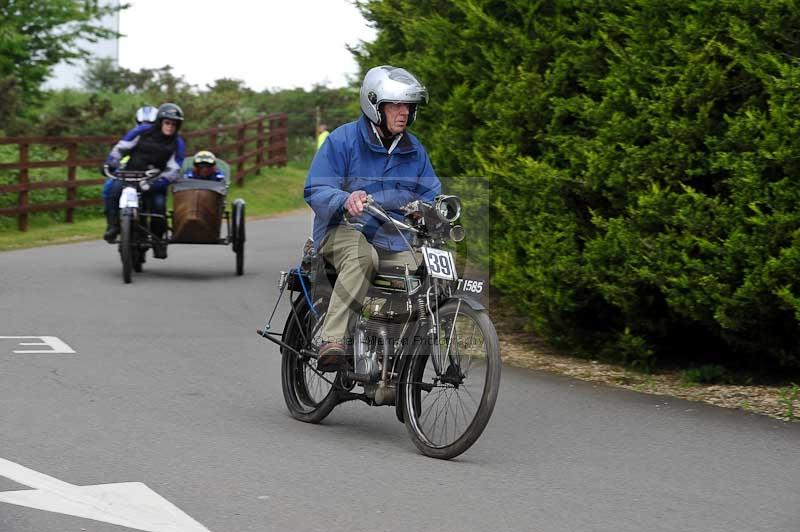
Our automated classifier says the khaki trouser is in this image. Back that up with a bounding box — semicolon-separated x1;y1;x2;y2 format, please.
318;225;417;345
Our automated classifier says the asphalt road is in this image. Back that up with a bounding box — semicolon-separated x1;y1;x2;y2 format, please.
1;210;798;532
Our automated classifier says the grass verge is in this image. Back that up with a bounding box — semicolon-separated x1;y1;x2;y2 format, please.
0;163;309;252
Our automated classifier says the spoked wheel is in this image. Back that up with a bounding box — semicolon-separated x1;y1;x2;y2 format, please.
232;199;245;275
281;296;337;423
119;214;133;284
403;301;501;459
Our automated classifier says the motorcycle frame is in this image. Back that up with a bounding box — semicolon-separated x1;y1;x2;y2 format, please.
259;251;484;417
112;172;169;249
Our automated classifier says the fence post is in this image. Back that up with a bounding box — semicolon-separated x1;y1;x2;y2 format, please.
256;117;265;175
18;142;29;231
267;115;277;165
66;142;77;223
209;131;218;155
270;113;288;167
236;124;246;186
280;114;288;166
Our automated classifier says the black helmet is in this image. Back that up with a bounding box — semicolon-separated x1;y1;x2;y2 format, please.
156;103;184;129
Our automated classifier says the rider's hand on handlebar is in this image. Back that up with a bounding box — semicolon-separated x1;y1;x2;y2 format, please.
345;190;368;217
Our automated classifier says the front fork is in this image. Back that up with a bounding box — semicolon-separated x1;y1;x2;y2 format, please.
419;285;462;380
121;206;138;221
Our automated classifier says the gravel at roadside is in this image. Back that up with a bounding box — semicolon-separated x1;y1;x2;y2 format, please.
490;300;799;423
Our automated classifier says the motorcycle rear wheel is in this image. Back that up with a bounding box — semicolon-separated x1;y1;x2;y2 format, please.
403;301;501;459
281;296;337;423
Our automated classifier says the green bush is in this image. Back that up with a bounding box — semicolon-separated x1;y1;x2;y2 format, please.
355;0;800;370
680;364;728;386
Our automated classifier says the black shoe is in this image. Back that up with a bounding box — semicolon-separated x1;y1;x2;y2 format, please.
103;225;120;243
152;242;167;259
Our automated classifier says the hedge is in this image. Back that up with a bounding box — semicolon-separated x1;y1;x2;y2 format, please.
355;0;800;370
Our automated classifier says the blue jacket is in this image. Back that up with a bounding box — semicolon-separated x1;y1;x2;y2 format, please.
304;115;441;252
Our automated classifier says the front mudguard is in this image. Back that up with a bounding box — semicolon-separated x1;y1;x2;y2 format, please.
444;295;485;312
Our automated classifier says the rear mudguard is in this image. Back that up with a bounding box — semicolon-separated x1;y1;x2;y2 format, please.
394;295;486;423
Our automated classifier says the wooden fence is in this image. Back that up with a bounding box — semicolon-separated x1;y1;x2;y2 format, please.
0;113;288;231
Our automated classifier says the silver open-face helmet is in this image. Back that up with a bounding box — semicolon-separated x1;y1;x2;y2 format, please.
359;65;429;127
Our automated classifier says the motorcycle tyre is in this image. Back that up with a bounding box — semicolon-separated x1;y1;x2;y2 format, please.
280;297;337;424
120;214;133;284
403;301;501;460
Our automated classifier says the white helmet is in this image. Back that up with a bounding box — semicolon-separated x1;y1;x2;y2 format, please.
359;65;428;127
135;105;158;124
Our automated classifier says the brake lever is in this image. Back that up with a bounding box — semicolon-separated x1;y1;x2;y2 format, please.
342;211;365;230
103;164;116;179
341;194;373;230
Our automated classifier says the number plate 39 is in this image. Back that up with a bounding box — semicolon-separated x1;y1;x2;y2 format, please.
421;247;457;280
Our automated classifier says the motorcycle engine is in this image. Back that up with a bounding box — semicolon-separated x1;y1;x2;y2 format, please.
361;297;414;344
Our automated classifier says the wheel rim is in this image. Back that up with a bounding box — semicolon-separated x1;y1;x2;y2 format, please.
286;302;334;412
292;354;333;409
406;311;490;449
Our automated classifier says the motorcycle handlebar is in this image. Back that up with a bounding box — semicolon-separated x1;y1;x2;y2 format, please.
103;165;161;181
344;195;419;234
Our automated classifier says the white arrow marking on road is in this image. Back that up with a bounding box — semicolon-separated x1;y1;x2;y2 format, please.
0;336;76;354
0;457;211;532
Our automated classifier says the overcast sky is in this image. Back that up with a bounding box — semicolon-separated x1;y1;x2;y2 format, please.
118;0;377;91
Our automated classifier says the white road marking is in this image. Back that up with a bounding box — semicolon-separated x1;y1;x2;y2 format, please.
0;457;211;532
0;336;76;354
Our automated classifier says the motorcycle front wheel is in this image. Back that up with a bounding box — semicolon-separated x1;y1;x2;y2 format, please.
280;296;338;423
119;213;133;284
403;301;501;459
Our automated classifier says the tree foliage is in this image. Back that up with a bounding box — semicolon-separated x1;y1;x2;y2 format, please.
354;0;800;370
0;0;123;130
82;58;195;95
255;84;360;138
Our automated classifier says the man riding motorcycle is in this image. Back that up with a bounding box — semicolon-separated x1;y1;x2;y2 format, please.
304;65;441;371
102;103;186;259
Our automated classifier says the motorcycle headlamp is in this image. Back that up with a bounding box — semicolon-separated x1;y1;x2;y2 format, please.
433;195;461;223
449;225;465;242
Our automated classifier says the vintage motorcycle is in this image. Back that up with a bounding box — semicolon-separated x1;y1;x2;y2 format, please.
259;195;500;459
103;166;163;283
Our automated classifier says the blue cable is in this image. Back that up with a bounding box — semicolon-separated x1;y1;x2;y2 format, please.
295;261;319;320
